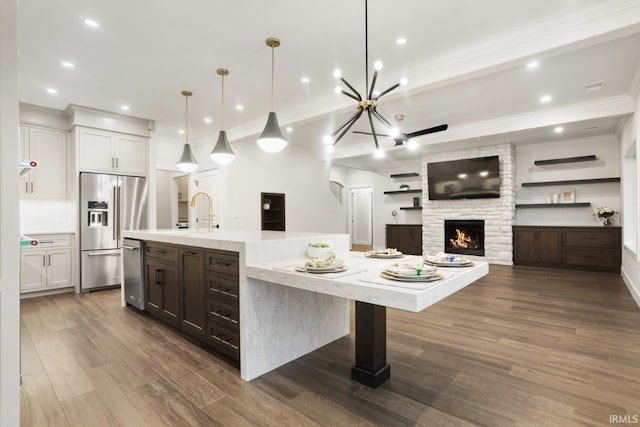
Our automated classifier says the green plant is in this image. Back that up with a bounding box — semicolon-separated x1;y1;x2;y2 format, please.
399;184;410;190
263;198;271;204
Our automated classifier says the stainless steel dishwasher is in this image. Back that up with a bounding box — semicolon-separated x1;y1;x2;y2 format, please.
122;238;144;309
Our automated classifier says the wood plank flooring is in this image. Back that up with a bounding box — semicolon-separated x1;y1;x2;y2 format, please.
21;265;640;426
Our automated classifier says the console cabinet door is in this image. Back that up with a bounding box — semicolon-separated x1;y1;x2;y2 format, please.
513;229;536;263
180;248;205;337
145;258;179;324
537;230;561;263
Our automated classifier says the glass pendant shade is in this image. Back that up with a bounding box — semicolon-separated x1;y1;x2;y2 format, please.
257;111;287;153
210;130;235;165
176;143;198;172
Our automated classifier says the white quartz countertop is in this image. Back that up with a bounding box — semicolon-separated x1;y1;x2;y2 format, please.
246;253;489;313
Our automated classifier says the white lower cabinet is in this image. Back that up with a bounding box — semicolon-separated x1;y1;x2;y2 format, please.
21;235;72;293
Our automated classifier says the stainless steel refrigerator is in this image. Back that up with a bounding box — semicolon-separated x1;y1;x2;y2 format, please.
80;172;148;292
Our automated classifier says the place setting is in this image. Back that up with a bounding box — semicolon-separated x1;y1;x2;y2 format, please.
364;247;405;259
274;251;366;278
358;262;447;290
424;252;475;268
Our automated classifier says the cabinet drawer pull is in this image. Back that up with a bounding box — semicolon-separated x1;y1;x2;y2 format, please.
210;333;238;350
39;240;54;244
157;250;167;254
186;251;198;256
211;287;237;298
582;237;596;240
210;310;238;324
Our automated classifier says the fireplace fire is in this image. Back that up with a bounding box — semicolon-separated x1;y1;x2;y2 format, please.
444;220;484;256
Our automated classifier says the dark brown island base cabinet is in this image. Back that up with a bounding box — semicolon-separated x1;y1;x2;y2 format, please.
386;224;423;255
513;226;621;273
144;241;240;364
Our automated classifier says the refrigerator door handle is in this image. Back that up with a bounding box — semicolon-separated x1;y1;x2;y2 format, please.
117;185;121;241
87;252;121;256
121;245;139;250
112;186;117;241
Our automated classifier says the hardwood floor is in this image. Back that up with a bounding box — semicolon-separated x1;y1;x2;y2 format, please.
20;265;640;426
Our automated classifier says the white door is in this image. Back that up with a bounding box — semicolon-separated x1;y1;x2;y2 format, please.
194;170;223;230
20;250;46;292
351;187;373;246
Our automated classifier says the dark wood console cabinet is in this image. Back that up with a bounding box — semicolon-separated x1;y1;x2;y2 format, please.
144;241;240;363
386;224;423;255
513;226;621;273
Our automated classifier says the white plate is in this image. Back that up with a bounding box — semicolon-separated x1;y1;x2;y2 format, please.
383;268;438;278
295;265;347;274
424;259;474;267
365;252;404;259
380;271;444;282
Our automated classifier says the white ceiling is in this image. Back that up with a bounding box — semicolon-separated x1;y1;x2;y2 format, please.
18;0;640;169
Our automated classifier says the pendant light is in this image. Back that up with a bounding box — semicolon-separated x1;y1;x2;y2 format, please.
176;90;199;172
257;37;287;153
210;68;236;165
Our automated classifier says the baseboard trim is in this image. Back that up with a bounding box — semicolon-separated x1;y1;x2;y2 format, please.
621;267;640;308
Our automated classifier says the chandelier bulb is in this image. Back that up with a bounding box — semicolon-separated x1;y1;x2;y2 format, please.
326;145;334;153
333;69;342;79
400;77;408;86
373;60;383;71
374;149;384;158
389;128;399;137
334;86;342;94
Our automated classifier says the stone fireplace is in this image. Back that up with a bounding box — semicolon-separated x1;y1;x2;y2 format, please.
444;219;485;256
422;143;515;265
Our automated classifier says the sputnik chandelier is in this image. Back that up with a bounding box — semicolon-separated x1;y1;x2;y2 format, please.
325;0;447;156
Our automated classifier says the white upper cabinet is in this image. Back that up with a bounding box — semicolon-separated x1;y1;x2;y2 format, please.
78;127;147;176
20;125;68;199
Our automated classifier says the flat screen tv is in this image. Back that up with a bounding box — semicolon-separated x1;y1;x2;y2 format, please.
427;155;500;200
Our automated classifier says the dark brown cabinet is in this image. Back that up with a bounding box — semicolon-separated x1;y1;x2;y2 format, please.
261;192;285;231
513;227;561;265
205;250;240;360
180;248;205;337
386;224;422;255
144;243;180;325
513;226;620;273
144;241;240;363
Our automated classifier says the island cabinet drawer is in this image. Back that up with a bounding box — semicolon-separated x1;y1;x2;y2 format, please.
564;230;619;249
563;248;620;268
207;299;239;331
206;321;239;360
206;251;239;276
145;242;179;263
206;272;239;305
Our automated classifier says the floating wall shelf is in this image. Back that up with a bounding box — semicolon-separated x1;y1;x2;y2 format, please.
384;189;422;195
390;173;419;178
534;155;597;166
515;202;592;208
399;206;422;210
521;177;620;187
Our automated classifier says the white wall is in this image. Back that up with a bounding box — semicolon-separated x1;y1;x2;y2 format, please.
620;87;640;306
516;135;621;226
0;0;21;424
153;134;348;234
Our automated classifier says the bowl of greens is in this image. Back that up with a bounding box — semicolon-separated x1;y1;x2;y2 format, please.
307;242;334;258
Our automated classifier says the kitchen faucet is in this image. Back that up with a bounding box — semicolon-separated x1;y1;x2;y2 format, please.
190;191;215;231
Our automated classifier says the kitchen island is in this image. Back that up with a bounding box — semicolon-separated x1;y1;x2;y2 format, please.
122;229;488;387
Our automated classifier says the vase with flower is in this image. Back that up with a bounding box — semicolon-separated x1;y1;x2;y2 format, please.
593;205;618;226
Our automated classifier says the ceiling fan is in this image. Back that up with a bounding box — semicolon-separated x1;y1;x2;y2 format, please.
353;115;448;147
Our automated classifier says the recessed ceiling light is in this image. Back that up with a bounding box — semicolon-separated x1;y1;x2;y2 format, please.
554;126;564;133
120;105;130;111
178;129;185;134
235;105;244;111
285;126;293;133
61;61;75;68
204;117;212;123
527;61;539;69
46;88;58;94
396;37;407;45
539;94;552;103
300;77;310;83
84;19;99;28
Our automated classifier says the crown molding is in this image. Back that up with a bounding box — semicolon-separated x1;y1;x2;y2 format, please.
66;104;155;137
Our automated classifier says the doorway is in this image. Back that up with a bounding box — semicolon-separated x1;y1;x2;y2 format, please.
193;169;223;230
350;187;373;252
